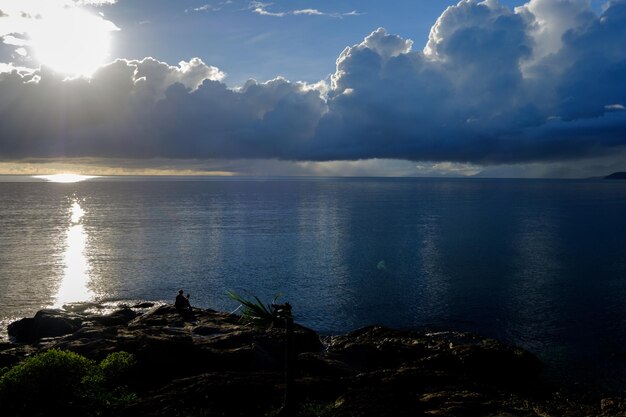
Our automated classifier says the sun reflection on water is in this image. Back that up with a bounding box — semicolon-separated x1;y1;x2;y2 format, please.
54;200;93;307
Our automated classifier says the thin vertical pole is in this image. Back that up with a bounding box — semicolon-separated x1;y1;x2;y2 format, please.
275;302;295;417
284;314;294;414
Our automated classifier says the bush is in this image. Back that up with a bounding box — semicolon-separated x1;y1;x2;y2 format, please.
0;349;136;417
89;351;137;406
98;351;136;385
0;349;94;415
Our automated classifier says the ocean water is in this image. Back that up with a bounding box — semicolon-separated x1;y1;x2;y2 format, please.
1;176;626;391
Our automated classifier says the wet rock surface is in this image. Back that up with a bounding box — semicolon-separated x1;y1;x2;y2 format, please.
2;303;625;416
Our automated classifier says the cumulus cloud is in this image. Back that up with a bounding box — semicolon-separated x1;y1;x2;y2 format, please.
316;0;626;164
0;58;326;160
515;0;595;63
1;0;626;171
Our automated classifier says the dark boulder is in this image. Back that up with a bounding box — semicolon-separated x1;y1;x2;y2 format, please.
132;302;155;309
450;338;543;385
8;309;83;343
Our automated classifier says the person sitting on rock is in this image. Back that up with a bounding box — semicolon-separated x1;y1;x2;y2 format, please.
175;289;193;319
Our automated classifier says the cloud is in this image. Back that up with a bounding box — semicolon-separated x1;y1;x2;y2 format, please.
475;147;626;178
292;9;324;16
187;5;218;13
249;1;361;18
315;0;626;164
515;0;595;63
74;0;118;5
0;58;324;160
185;2;234;13
1;0;626;172
249;2;285;17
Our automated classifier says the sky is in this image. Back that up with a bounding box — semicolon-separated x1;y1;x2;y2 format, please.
0;0;625;177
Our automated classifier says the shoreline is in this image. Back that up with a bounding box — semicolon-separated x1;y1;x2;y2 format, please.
1;302;625;416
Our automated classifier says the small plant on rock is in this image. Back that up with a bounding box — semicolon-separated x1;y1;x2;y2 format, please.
228;290;285;327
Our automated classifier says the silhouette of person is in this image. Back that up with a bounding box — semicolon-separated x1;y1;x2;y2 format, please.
175;289;193;320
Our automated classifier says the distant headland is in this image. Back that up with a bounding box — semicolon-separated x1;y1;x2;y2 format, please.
605;172;626;179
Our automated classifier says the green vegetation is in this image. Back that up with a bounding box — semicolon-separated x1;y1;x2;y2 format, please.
298;402;338;417
228;290;284;326
266;401;338;417
98;350;136;385
0;349;136;417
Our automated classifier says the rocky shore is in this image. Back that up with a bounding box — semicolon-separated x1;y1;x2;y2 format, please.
1;302;625;416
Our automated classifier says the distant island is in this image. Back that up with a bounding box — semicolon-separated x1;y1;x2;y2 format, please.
605;172;626;179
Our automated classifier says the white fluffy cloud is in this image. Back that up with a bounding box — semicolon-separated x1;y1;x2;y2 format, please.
516;0;595;62
1;0;626;170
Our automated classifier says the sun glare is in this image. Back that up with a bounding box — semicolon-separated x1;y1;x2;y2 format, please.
30;7;114;77
34;173;97;183
54;199;93;307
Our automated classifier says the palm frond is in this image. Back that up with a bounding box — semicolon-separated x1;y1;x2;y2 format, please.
227;290;282;326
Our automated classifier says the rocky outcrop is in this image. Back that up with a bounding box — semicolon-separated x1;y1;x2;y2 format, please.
8;309;84;343
2;303;624;417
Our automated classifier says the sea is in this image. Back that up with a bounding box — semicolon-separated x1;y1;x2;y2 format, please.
1;176;626;393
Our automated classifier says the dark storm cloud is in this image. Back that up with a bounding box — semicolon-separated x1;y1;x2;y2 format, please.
1;0;626;164
312;0;626;164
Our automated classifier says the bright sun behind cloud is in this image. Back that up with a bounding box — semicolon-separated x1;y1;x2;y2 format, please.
30;7;117;77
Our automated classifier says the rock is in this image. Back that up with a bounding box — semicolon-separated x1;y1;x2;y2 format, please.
120;371;284;417
297;352;353;376
128;305;177;327
1;304;620;417
90;308;139;326
191;325;224;336
8;309;83;343
324;326;542;385
0;342;14;352
601;397;626;416
132;302;155;309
